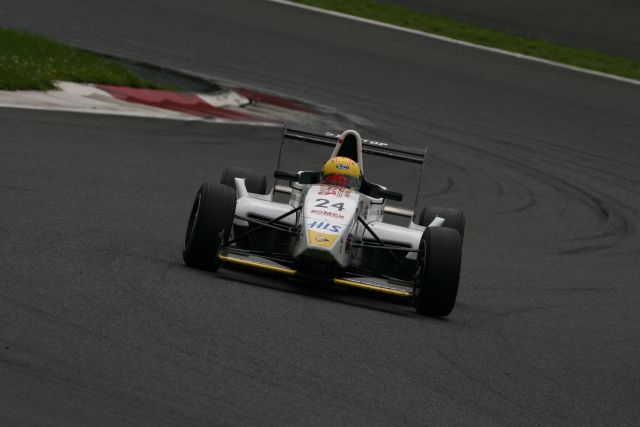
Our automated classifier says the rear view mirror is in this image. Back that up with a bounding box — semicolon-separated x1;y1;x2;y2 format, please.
369;186;403;202
274;170;298;181
274;170;319;185
297;171;318;184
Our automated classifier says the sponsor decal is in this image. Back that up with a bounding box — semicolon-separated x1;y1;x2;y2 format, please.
324;131;388;147
308;220;342;233
366;140;388;147
310;209;345;219
336;163;350;170
314;198;345;211
307;230;338;248
318;186;351;198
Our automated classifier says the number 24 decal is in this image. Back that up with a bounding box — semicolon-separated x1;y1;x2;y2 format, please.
314;199;345;211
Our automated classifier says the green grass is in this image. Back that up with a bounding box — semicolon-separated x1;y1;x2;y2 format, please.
293;0;640;81
0;27;165;91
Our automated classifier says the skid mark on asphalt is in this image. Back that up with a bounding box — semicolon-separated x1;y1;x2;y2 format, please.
418;122;639;256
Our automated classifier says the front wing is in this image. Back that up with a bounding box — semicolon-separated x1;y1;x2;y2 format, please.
218;252;413;299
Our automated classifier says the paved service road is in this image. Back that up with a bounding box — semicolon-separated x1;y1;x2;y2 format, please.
388;0;640;60
1;0;640;425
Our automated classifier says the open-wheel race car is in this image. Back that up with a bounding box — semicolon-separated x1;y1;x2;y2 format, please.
183;128;465;316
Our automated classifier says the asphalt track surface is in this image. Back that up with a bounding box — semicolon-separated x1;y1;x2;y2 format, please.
1;0;640;425
388;0;640;60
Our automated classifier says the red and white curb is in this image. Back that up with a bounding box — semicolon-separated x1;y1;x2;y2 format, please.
0;81;322;125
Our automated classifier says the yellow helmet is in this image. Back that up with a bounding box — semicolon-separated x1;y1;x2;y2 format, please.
320;157;362;189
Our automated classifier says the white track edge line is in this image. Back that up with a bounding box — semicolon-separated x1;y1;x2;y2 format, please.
266;0;640;86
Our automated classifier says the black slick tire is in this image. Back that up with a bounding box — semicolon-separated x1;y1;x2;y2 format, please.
220;166;268;195
413;227;462;317
183;182;236;271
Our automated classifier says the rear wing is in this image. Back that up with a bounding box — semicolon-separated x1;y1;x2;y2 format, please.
281;127;426;164
276;127;427;219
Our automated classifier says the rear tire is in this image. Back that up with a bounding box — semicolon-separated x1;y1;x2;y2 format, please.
220;166;268;195
183;183;236;271
417;206;465;242
413;227;462;317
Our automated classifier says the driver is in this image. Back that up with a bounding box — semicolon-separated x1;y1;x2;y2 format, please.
320;156;363;190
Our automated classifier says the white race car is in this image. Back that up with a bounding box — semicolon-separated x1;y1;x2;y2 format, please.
183;128;465;316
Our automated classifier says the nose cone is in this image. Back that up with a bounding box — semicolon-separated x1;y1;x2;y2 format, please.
296;184;359;267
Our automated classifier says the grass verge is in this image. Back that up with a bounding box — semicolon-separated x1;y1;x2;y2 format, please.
0;27;166;91
292;0;640;81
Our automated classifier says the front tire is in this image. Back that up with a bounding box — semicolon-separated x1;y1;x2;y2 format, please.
413;227;462;317
183;183;236;271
